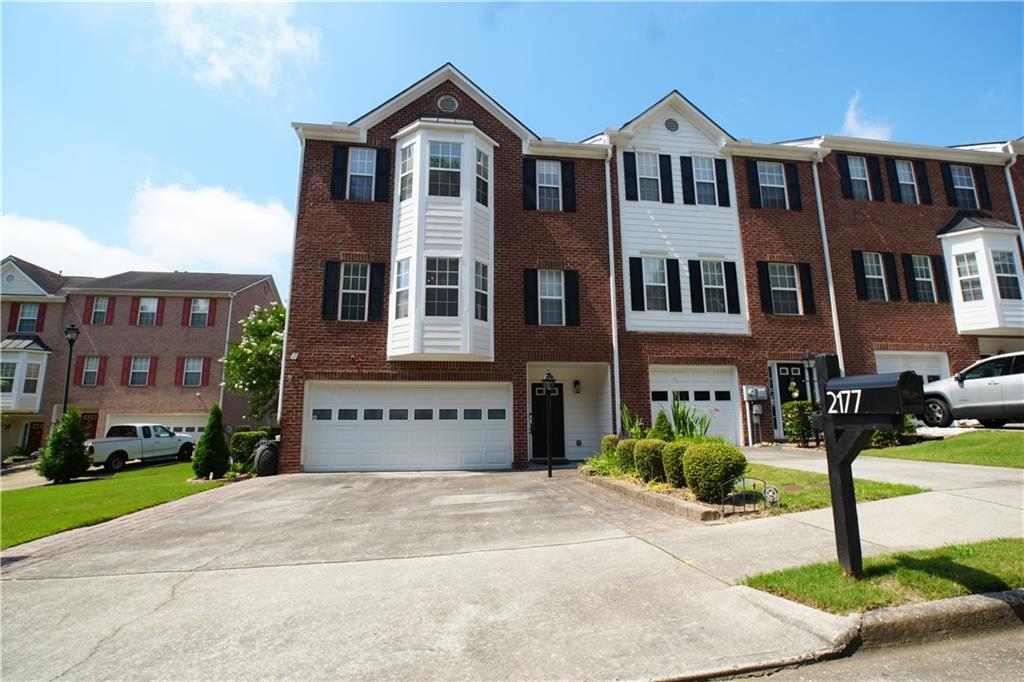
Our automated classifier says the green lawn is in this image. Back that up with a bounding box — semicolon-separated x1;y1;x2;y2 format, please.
862;432;1024;469
745;538;1024;614
745;463;927;513
1;463;221;549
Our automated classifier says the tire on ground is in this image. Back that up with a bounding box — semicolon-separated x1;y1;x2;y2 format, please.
253;441;280;477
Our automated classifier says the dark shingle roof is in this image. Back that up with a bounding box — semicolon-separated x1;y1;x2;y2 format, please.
937;211;1018;236
71;271;270;294
2;256;89;294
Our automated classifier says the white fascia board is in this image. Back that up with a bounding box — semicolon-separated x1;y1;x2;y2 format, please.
63;287;234;297
526;140;611;159
292;122;365;143
618;91;734;143
791;135;1011;165
938;225;1019;240
2;261;54;297
721;140;827;161
391;119;500;148
2;294;66;303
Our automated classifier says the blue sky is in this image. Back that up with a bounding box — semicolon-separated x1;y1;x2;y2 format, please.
4;2;1021;302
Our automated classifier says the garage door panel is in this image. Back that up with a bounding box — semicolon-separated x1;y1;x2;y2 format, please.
874;352;949;382
648;365;739;445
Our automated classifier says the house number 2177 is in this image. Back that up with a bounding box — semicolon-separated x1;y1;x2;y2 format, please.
826;389;863;415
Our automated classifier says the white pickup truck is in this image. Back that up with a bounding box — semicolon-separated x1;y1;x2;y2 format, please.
86;424;195;472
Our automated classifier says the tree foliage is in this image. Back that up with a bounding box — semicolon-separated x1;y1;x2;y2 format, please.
193;404;230;479
36;407;91;483
222;303;285;422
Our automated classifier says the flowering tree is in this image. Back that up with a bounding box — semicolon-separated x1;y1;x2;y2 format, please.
222;303;285;422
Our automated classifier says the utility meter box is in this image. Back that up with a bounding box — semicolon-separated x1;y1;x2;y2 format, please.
742;385;768;402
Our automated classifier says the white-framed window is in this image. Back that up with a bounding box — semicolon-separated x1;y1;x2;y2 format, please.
538;269;564;326
636;152;661;202
182;357;203;387
768;263;801;315
701;260;727;313
82;356;100;387
537;160;562;211
895;160;919;204
399;143;414;202
189;298;210;327
862;252;888;301
847;155;872;201
129;357;151;387
910;255;937;303
642;257;668;311
428;141;461;197
347;148;376;201
91;296;109;325
756;161;787;208
425;257;459;317
23;363;40;393
992;250;1022;300
693;156;718;205
0;362;15;394
474;261;488;322
394;258;410;319
955;252;983;302
475;149;489;206
16;303;39;332
950;165;978;209
137;297;158;326
340;263;370;321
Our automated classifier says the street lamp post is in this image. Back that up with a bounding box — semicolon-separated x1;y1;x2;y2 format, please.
801;351;820;448
542;370;556;479
62;324;80;415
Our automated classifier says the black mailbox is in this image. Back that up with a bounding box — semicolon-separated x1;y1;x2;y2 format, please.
823;371;924;420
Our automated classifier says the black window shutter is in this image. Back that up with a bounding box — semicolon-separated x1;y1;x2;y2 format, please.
724;261;740;314
679;156;696;205
628;257;645;311
798;262;816;314
901;253;918;302
852;251;868;301
667;259;682;312
374;148;390;202
523;269;539;324
561;161;576;212
687;260;703;313
914;160;932;204
784;163;802;210
330;146;348;200
885;158;902;203
940;162;957;206
623;152;639;202
322;260;341;319
932;255;950;303
523;159;537;210
659;154;674;203
756;261;773;313
564;270;580;325
715;158;730;207
883;252;901;301
867;156;885;202
367;263;385;320
836;153;853;199
974;166;992;209
746;160;762;209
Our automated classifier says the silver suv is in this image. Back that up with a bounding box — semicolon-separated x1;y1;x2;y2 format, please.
922;351;1024;428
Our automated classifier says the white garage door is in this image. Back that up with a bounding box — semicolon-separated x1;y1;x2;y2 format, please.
874;351;950;383
105;413;208;436
649;365;740;445
303;382;512;471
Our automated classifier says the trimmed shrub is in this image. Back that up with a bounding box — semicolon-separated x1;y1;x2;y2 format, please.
648;411;674;441
229;429;270;465
684;441;747;503
192;404;230;479
871;415;916;448
36;407;91;483
662;440;690;488
601;434;619;458
233;426;251;433
615;438;637;472
781;400;817;447
634;438;667;483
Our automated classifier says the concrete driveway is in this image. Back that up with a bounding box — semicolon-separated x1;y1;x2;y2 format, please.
1;471;852;681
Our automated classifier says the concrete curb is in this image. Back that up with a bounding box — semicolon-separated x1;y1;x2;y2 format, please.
0;462;37;476
578;467;721;522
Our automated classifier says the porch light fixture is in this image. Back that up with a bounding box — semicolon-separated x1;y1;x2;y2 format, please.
61;324;80;414
573;379;581;394
542;370;556;479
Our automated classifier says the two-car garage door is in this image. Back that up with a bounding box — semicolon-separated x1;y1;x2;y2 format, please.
303;382;512;471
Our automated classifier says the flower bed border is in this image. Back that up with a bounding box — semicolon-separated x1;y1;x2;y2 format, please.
578;466;721;522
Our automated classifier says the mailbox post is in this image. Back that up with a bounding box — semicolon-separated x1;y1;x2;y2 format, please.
814;353;924;578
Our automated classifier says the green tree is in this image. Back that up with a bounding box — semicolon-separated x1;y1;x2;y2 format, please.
36;407;91;483
192;404;230;479
222;303;285;422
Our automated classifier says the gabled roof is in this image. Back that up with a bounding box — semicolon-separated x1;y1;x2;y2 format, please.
937;211;1019;236
1;334;52;353
2;255;84;294
614;90;736;142
67;271;271;294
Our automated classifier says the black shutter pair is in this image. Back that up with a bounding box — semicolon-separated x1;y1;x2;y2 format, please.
901;253;951;303
523;269;580;325
745;159;801;209
322;261;385;320
330;145;391;202
837;153;885;201
627;257;682;312
885;158;933;204
851;251;901;301
622;152;673;203
940;162;992;209
756;262;816;314
679;156;731;207
687;261;740;314
522;159;577;211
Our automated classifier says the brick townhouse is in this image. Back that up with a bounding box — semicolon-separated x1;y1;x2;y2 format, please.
0;256;280;456
279;64;1023;472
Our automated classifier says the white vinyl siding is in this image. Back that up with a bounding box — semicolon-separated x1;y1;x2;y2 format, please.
768;263;801;315
863;252;888;301
340;263;370;321
347;148;376;201
693;156;717;205
847;155;872;201
642;257;668;311
911;255;937;303
895;160;918;204
756;161;787;208
636;152;661;202
955;252;983;302
950;165;978;209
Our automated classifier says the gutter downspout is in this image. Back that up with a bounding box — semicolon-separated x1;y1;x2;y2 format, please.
605;145;622;435
1002;141;1023;244
276;136;306;424
811;148;846;372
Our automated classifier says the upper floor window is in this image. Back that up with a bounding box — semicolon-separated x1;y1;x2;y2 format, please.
756;161;787;208
394;258;410;319
189;298;210;327
182;357;203;387
129;357;151;387
340;263;370;321
399;144;415;202
693;156;718;205
862;252;888;301
642;257;668;311
768;263;801;315
23;363;40;394
0;362;14;393
636;152;661;202
894;160;919;204
82;356;100;387
538;269;564;325
992;250;1023;300
847;156;872;201
347;148;376;201
910;255;936;303
955;252;983;302
428;142;461;197
950;165;978;209
701;260;727;313
537;160;562;211
475;150;489;206
17;303;39;332
91;296;109;325
425;257;459;317
474;261;489;322
137;297;158;326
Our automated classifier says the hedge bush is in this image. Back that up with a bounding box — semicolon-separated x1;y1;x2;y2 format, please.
193;404;230;479
601;434;619;458
683;441;747;503
871;415;917;448
615;438;637;472
229;429;270;465
648;411;674;441
633;438;667;483
35;407;91;483
662;440;690;488
781;400;817;447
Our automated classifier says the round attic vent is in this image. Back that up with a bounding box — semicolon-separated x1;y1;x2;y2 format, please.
664;118;680;133
437;95;460;113
4;274;14;284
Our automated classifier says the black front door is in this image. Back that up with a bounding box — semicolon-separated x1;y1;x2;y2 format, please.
775;363;810;405
531;383;565;461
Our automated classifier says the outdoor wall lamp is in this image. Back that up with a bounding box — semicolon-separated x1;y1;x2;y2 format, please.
573;379;581;394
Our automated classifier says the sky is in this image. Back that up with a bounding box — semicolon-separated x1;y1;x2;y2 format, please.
3;2;1022;303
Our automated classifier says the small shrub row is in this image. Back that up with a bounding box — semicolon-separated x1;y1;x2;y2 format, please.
615;438;637;472
684;441;747;503
229;429;270;465
634;439;666;483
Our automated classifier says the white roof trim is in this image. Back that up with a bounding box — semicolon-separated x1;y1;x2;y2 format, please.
614;91;735;143
527;139;610;159
392;119;500;148
785;135;1010;164
292;122;364;143
1;259;53;297
937;224;1019;239
721;140;828;161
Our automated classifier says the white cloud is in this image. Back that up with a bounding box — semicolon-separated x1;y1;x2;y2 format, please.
841;90;893;141
159;2;319;94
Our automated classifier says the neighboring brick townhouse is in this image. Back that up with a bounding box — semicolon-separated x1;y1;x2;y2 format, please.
0;256;280;456
279;64;1023;472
